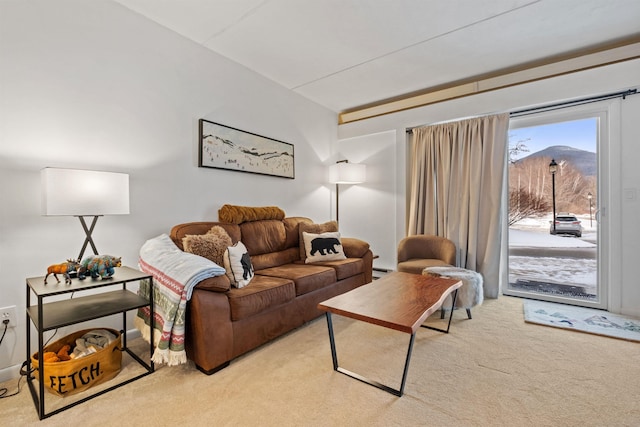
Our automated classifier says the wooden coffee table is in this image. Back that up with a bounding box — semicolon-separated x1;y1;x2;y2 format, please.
317;271;462;396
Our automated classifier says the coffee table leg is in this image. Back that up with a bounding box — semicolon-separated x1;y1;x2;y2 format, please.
324;312;416;397
421;288;459;334
398;332;416;396
325;312;339;370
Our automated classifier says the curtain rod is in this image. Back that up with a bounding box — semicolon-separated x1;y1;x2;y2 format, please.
509;88;637;118
407;88;638;132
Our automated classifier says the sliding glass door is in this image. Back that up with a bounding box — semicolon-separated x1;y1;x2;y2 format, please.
505;105;608;309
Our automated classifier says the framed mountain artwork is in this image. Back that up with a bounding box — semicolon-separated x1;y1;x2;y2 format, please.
199;119;295;179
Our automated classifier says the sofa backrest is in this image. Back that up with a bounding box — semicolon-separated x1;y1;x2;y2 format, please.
169;217;313;270
245;217;312;270
170;222;241;250
240;220;286;254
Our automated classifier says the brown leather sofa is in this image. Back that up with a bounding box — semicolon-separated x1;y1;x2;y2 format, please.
169;217;373;374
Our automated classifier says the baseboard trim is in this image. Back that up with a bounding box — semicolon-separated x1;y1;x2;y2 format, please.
0;364;22;384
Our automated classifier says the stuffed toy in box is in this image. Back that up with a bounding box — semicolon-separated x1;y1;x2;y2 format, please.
31;328;122;397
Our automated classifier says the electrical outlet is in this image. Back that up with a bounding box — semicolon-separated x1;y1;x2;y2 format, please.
0;306;17;329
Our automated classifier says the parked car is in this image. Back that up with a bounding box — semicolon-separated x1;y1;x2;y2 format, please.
550;213;582;237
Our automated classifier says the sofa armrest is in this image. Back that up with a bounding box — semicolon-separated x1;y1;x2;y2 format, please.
194;275;231;293
342;237;370;258
186;288;233;373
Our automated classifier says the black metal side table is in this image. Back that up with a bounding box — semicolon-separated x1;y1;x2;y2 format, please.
26;266;154;420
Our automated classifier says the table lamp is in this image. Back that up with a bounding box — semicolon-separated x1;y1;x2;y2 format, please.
41;167;130;261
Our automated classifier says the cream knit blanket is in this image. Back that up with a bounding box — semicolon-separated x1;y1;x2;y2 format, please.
135;234;226;365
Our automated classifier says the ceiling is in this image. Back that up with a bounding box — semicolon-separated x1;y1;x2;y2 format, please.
114;0;640;119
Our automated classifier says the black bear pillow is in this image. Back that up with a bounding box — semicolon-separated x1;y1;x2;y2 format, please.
302;231;346;263
223;241;254;288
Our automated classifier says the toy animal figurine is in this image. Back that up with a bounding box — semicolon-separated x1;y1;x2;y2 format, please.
44;259;80;285
77;255;122;280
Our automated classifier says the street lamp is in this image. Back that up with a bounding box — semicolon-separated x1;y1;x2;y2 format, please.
549;159;557;233
588;192;593;227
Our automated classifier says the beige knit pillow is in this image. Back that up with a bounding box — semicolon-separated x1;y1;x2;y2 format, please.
182;226;232;267
298;221;338;262
302;231;346;263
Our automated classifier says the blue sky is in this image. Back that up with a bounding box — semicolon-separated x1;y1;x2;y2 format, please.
509;118;597;160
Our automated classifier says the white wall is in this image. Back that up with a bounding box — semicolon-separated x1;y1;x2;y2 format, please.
337;58;640;317
0;0;338;378
331;130;397;271
619;94;640;315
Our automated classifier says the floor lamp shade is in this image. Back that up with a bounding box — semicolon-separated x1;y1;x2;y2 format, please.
328;162;366;184
41;168;130;216
329;161;365;223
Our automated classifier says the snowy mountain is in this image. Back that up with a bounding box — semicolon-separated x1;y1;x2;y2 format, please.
521;145;596;177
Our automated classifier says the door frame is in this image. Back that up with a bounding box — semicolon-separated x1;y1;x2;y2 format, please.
504;99;622;310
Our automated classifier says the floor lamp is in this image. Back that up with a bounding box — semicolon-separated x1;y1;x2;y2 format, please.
41;168;130;261
549;159;557;234
328;160;366;223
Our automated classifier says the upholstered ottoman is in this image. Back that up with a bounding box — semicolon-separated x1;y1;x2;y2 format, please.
423;266;484;319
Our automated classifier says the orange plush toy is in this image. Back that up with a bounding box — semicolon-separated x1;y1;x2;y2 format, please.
57;344;72;361
41;344;72;363
43;352;60;363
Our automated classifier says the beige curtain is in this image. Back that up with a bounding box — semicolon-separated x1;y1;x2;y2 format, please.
407;113;509;298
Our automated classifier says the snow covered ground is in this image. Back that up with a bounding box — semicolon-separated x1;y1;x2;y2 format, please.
508;214;597;296
509;214;596;248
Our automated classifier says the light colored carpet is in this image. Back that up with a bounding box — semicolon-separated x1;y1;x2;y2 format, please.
1;296;639;426
524;299;640;342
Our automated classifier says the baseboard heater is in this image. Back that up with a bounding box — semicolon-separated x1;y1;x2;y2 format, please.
372;267;394;280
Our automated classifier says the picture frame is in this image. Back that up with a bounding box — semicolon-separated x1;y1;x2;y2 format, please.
198;119;295;179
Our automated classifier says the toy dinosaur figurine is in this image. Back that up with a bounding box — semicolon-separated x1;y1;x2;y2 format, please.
44;259;80;285
77;255;122;280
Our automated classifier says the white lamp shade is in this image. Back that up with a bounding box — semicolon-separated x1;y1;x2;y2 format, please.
41;168;130;216
329;162;366;184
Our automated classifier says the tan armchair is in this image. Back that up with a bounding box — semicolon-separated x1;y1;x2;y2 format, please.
397;235;456;274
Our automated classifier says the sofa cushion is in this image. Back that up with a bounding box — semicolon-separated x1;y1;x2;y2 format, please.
283;217;312;250
298;221;338;261
256;264;337;296
302;231;346;263
227;275;295;321
223;242;254;288
182;226;232;267
310;258;364;281
241;220;286;255
251;247;299;271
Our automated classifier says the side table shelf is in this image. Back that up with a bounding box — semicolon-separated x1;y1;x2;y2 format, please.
26;266;155;420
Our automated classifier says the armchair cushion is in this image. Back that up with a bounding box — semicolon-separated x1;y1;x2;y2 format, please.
397;258;452;275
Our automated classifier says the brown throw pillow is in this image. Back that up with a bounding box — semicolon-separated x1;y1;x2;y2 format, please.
298;221;338;262
182;226;232;267
218;204;285;224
